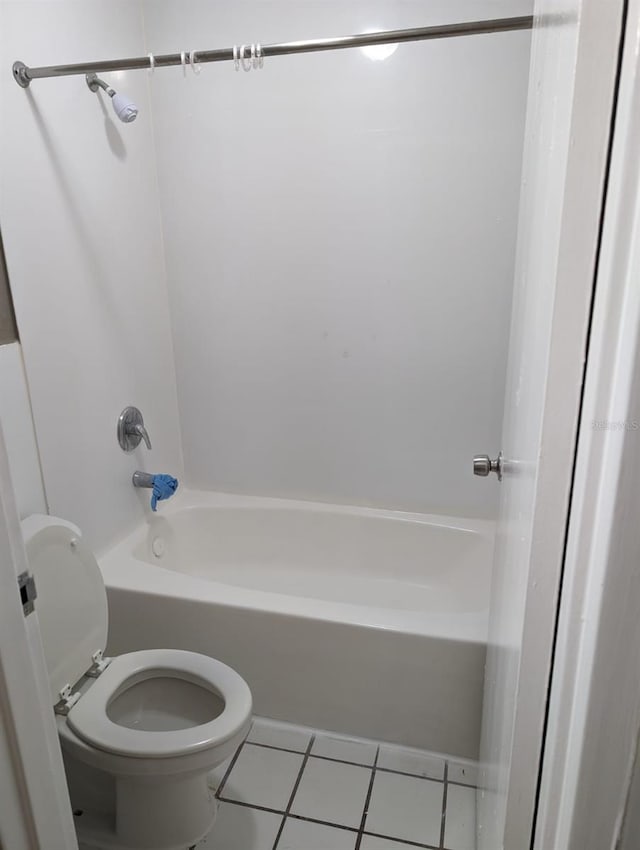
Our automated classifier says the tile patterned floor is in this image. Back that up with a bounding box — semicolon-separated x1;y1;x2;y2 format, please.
200;718;478;850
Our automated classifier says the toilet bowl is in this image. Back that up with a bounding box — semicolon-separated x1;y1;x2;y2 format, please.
22;515;252;850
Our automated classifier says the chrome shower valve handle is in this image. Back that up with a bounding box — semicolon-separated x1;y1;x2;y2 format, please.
117;407;152;452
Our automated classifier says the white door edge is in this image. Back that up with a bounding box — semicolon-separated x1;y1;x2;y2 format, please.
478;0;626;847
534;0;640;845
0;418;77;849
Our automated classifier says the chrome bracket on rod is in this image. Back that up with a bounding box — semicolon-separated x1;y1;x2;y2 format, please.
11;16;533;88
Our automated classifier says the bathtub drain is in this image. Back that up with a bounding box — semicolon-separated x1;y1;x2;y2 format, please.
151;536;165;558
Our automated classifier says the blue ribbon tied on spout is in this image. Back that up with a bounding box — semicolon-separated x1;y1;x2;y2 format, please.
150;474;179;511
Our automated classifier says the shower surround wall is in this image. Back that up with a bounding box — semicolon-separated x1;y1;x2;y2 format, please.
143;0;531;519
0;1;182;552
0;1;529;547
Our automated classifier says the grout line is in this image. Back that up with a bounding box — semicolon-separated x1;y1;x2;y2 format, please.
245;740;313;756
286;813;360;833
217;797;286;816
354;745;379;850
215;738;247;799
447;778;478;789
245;740;452;783
439;763;449;850
217;798;444;848
272;733;316;850
363;831;442;850
219;798;360;833
376;764;446;782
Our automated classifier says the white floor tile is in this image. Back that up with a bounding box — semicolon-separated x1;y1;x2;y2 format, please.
200;802;282;849
360;836;420;849
448;760;479;786
278;817;357;849
364;771;443;846
79;716;477;850
444;784;476;850
291;757;371;828
312;733;377;766
248;717;313;753
377;744;445;780
208;752;237;793
222;744;304;811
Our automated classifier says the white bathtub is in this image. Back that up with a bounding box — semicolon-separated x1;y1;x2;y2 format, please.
100;490;494;759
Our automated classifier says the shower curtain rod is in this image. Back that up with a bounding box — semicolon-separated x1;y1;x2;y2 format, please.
12;15;533;88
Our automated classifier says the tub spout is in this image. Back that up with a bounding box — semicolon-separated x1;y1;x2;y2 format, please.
132;471;154;488
132;472;179;511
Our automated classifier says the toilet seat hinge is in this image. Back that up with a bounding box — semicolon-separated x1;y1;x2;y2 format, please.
55;684;81;715
86;650;112;678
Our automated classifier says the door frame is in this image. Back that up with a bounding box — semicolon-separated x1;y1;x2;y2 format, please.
479;0;627;847
533;0;640;844
0;419;77;849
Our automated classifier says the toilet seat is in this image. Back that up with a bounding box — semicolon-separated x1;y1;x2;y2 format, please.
67;648;252;759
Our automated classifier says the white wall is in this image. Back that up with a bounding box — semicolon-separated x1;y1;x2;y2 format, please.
0;1;182;552
0;342;47;518
143;0;531;518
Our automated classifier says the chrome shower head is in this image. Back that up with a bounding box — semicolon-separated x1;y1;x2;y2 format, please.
86;74;138;123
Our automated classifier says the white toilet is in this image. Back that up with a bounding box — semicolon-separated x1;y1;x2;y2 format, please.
22;514;252;850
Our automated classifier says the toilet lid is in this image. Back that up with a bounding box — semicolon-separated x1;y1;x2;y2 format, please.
21;515;108;706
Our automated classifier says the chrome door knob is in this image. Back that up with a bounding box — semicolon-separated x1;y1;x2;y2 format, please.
473;452;503;481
